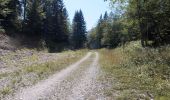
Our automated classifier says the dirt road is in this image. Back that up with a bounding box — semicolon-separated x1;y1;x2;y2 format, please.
11;52;106;100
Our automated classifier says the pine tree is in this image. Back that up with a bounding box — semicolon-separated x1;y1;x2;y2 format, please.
25;0;44;37
45;0;69;52
79;10;87;45
71;10;87;49
101;11;110;47
95;15;103;48
103;11;108;21
87;27;97;49
62;8;69;36
88;12;124;49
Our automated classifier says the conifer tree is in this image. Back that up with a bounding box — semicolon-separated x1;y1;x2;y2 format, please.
71;10;87;49
25;0;44;37
95;15;103;48
103;11;108;21
45;0;69;52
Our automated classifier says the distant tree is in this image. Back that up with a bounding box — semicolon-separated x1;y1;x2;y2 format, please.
88;11;125;49
103;11;108;20
71;10;87;49
87;27;97;49
109;0;170;46
109;15;123;47
62;8;69;39
95;15;104;48
100;12;110;48
79;10;87;45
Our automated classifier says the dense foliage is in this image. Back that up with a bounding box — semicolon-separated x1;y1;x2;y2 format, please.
88;0;170;48
71;10;87;49
124;0;170;47
43;0;69;52
0;0;21;33
0;0;11;33
0;0;87;52
100;41;170;99
88;12;126;49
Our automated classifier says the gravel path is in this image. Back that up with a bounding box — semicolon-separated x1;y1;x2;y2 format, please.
10;52;106;100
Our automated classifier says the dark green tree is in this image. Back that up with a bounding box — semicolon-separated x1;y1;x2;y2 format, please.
2;0;21;33
71;10;87;49
87;27;97;49
88;11;124;49
95;15;104;48
0;0;11;33
0;0;11;18
23;0;45;47
103;11;108;20
109;0;170;46
45;0;69;52
25;0;44;36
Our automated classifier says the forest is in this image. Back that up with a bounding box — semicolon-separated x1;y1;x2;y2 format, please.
1;0;170;51
88;0;170;49
0;0;170;99
0;0;86;52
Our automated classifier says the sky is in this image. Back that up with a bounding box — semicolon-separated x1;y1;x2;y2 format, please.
63;0;111;30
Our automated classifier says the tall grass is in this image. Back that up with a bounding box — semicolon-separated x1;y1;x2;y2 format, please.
100;41;170;100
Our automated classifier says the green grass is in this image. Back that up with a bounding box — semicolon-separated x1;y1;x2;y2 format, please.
99;41;170;100
1;87;12;96
24;49;88;78
21;49;88;81
0;73;9;79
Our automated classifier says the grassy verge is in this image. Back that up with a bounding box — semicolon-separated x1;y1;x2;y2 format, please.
99;41;170;100
0;49;87;98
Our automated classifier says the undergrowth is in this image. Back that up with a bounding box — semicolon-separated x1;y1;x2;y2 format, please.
100;41;170;100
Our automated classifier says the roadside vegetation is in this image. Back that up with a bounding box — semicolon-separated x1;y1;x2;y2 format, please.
0;49;87;99
99;41;170;100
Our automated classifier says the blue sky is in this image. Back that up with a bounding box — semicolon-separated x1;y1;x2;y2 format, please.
63;0;111;30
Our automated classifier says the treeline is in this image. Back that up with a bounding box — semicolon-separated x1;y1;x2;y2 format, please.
0;0;86;52
88;0;170;49
88;12;126;49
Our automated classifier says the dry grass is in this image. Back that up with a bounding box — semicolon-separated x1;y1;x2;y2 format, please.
0;86;12;96
0;49;87;99
99;41;170;100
